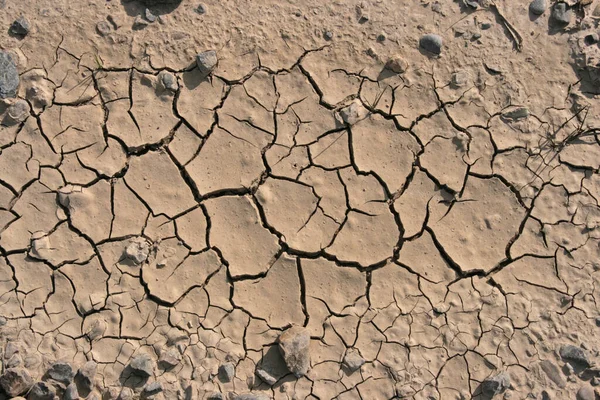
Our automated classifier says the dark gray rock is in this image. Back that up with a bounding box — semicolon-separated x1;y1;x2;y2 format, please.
529;0;547;15
481;22;492;30
551;3;572;26
207;392;224;400
0;51;19;99
560;344;591;367
196;50;217;75
132;16;149;30
278;326;311;378
64;383;79;400
541;390;552;400
218;362;235;383
143;381;163;397
27;381;56;400
0;368;33;397
130;354;154;378
481;372;511;396
323;31;333;41
465;0;479;8
196;4;206;14
377;32;386;42
10;16;30;36
75;360;97;394
47;361;75;384
419;34;443;55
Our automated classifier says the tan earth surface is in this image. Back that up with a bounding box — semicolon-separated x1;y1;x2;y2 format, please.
1;0;600;399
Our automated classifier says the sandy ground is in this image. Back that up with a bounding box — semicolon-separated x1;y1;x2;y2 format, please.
0;0;600;399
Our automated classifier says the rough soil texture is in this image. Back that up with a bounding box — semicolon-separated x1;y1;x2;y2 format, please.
1;0;600;399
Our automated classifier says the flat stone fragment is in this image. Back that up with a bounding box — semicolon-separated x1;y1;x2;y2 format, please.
143;382;163;396
481;372;511;396
540;360;566;388
278;326;311;378
158;349;181;368
420;33;443;54
551;3;571;25
196;50;218;74
218;363;235;382
129;354;154;378
0;51;19;98
0;368;33;397
560;344;591;367
256;368;277;385
343;350;365;372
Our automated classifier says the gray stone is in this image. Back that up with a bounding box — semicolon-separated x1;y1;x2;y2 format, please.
577;384;595;400
481;22;492;30
0;368;33;397
0;51;19;99
529;0;547;15
465;0;479;8
124;238;151;264
218;362;235;382
143;381;163;396
551;3;572;26
336;99;368;126
75;360;97;394
64;383;79;400
278;326;311;378
47;361;75;384
481;372;511;396
559;344;590;367
541;390;551;400
196;4;206;14
419;34;443;55
158;71;178;92
323;31;333;41
343;350;365;372
10;16;30;36
27;381;56;400
145;9;157;22
256;368;277;385
0;316;7;325
196;50;217;75
6;354;22;369
377;32;386;42
130;354;154;378
540;360;565;388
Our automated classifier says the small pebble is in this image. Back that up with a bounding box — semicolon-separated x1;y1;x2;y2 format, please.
377;32;386;42
196;50;218;75
358;14;369;23
0;316;6;325
385;56;408;74
529;0;547;15
419;33;443;55
10;16;30;36
551;3;572;26
465;0;479;8
323;30;333;41
451;71;469;87
481;22;492;30
472;32;482;40
145;8;157;23
132;16;148;30
196;4;206;14
218;363;235;383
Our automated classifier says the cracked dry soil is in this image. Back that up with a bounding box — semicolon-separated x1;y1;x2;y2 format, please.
1;0;600;399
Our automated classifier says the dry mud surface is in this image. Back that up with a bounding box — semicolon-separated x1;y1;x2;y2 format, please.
1;0;600;399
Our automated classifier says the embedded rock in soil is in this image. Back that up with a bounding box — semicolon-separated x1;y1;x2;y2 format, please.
278;326;311;378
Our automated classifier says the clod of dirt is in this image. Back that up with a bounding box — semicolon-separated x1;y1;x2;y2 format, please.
419;33;443;55
9;16;30;36
529;0;547;15
278;326;311;378
123;237;151;264
481;372;511;396
0;368;33;397
385;55;409;74
336;99;368;126
196;50;218;75
0;51;19;98
7;99;29;123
